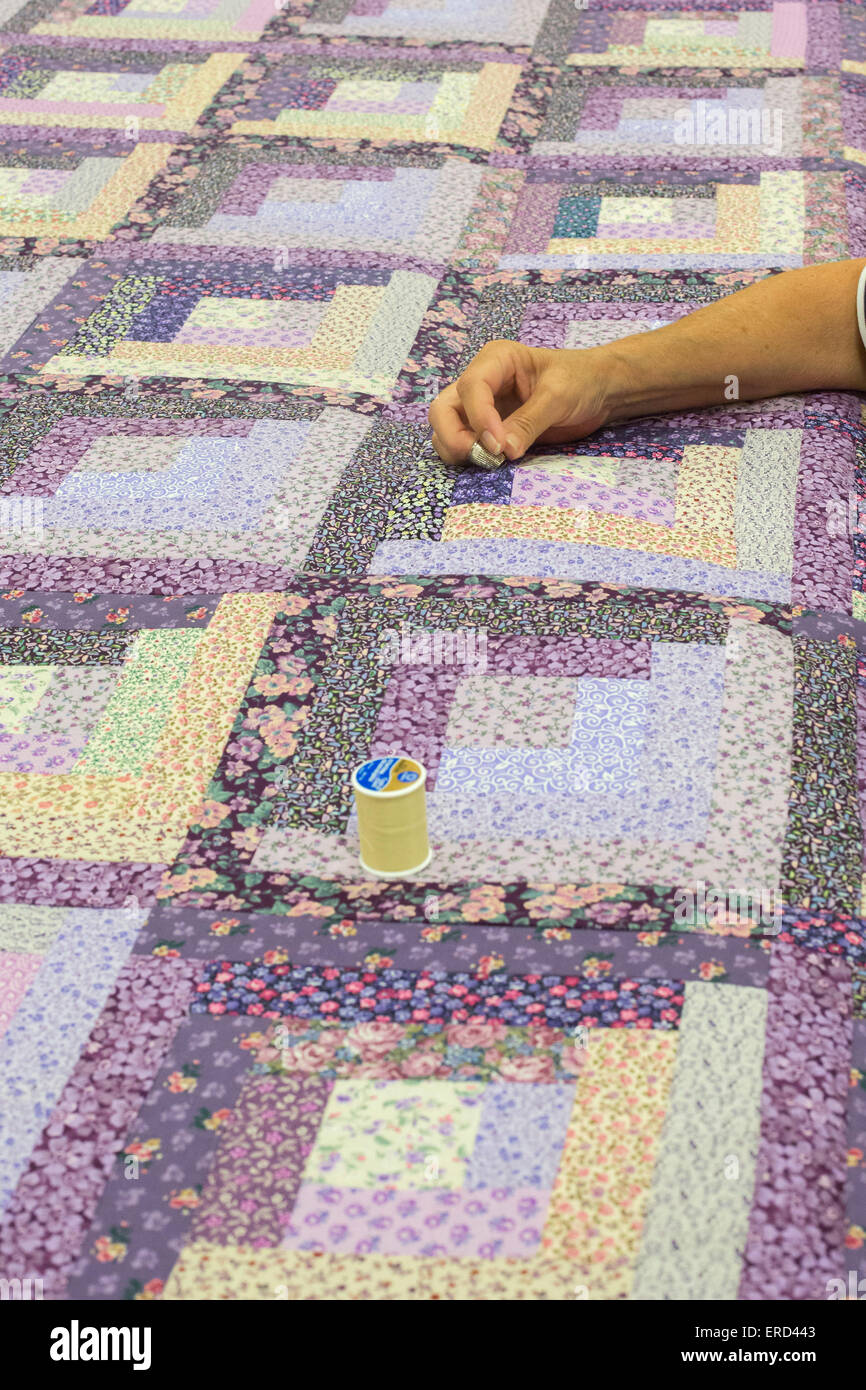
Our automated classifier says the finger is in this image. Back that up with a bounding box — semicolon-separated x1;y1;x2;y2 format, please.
432;429;469;467
500;385;564;460
455;371;506;455
432;430;458;465
428;386;474;464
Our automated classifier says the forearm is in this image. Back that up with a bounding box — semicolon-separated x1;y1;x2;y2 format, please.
595;259;866;423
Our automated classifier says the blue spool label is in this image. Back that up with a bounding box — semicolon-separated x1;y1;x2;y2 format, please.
355;756;421;793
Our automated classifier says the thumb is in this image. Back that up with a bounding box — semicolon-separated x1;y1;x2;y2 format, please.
500;386;562;460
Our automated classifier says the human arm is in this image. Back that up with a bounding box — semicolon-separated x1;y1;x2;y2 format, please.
428;259;866;464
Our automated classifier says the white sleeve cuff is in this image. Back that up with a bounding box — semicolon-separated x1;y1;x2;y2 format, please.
857;263;866;353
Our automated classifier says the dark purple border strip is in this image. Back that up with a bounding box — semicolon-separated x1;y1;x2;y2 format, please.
0;859;167;907
739;944;852;1300
135;906;772;987
0;593;221;627
847;1016;866;1294
795;611;866;655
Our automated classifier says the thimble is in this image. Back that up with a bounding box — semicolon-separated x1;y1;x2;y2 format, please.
469;439;506;471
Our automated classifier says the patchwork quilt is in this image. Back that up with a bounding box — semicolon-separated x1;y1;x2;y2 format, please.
0;0;864;1303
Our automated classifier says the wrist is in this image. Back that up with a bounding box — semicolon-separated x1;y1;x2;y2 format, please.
586;328;724;423
586;340;649;425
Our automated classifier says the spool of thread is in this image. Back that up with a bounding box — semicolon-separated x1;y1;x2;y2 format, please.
351;753;431;878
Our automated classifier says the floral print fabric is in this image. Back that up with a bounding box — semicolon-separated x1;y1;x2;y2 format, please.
0;0;865;1308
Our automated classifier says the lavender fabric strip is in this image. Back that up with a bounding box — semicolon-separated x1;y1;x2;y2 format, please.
0;955;199;1299
63;1012;256;1299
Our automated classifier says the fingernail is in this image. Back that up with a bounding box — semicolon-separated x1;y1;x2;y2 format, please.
505;434;520;457
481;430;500;454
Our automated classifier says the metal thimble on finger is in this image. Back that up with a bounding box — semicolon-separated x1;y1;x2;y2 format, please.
468;439;506;471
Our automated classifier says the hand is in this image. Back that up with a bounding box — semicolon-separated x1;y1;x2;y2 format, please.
428;339;614;466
